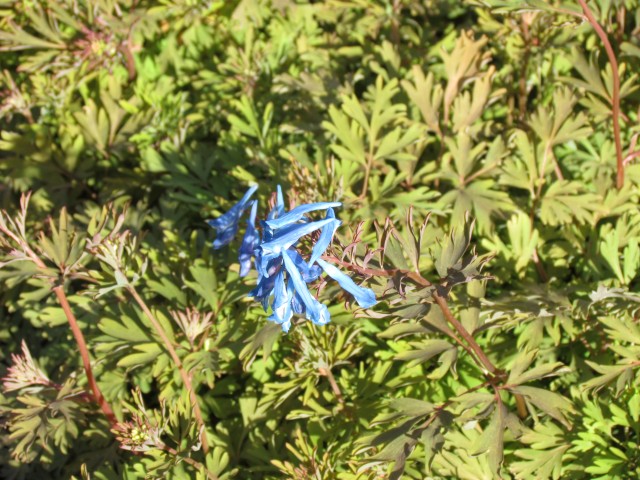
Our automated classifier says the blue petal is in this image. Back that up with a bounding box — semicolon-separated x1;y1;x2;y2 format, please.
208;185;258;249
265;201;341;229
260;218;335;255
211;223;240;250
276;185;284;210
308;208;341;266
238;201;259;277
270;269;288;309
261;220;275;243
268;270;293;331
254;247;263;275
316;258;377;308
250;273;277;311
257;251;282;278
267;185;286;221
285;249;322;282
291;288;305;314
282;251;325;324
208;185;258;229
239;184;259;206
315;303;331;326
207;206;241;231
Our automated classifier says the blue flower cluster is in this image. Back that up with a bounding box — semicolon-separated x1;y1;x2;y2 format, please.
208;185;376;331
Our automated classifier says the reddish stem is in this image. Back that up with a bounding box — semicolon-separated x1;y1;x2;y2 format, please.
432;291;499;376
318;366;345;405
53;285;117;426
320;254;431;287
126;285;210;453
321;255;501;377
577;0;624;188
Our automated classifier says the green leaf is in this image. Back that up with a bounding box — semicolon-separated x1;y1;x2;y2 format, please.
509;386;573;427
538;181;600;226
390;398;436;418
469;403;506;475
116;342;162;368
395;339;454;366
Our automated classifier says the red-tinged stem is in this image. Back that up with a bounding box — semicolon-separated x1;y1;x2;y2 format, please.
577;0;624;189
322;255;529;413
126;285;210;453
432;291;499;377
53;285;117;426
318;366;344;404
321;255;500;376
624;150;640;165
320;254;431;288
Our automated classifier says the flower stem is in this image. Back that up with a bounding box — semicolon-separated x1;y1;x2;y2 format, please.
577;0;624;189
432;291;499;376
125;284;210;453
322;255;500;375
359;153;374;200
53;285;117;427
318;366;344;404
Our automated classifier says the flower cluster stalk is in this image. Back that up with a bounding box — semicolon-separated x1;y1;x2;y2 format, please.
125;284;210;453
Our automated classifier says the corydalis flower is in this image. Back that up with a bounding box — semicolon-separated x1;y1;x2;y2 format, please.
2;340;52;392
208;185;377;332
208;185;258;276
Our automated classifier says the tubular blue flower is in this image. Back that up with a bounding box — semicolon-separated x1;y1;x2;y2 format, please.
282;251;325;325
316;258;377;308
209;183;377;332
260;218;335;255
208;185;258;249
308;207;341;266
267;185;286;221
265;201;341;230
238;201;258;277
285;249;322;282
250;272;277;311
267;270;293;332
290;289;305;315
256;250;282;279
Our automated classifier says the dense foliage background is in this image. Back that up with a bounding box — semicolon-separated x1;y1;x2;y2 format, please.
2;0;640;478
